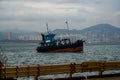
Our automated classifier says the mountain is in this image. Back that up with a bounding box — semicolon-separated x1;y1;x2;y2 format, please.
1;24;120;34
0;23;120;43
53;24;120;43
53;29;68;34
53;24;120;34
80;24;120;34
53;29;80;34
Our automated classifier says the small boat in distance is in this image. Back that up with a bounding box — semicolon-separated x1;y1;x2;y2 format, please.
36;22;84;52
36;32;84;52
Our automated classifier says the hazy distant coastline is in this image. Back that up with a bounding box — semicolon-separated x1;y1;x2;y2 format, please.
0;24;120;44
0;40;39;44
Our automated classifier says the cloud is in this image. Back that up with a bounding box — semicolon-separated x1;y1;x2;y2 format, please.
57;0;79;3
0;0;120;31
113;11;120;16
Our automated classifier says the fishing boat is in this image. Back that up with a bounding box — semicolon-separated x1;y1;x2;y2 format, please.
36;33;84;52
36;22;84;52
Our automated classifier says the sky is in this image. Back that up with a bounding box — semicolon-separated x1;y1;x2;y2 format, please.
0;0;120;32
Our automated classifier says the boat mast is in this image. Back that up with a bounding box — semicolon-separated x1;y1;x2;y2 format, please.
65;21;70;38
46;23;49;33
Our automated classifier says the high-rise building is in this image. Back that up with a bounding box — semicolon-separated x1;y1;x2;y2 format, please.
8;32;12;40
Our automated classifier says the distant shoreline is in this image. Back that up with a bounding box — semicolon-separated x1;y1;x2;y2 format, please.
0;40;120;45
85;42;120;45
0;40;39;44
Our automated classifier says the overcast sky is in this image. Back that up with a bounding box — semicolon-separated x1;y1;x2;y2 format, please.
0;0;120;32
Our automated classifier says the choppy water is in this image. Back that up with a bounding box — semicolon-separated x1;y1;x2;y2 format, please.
0;43;120;79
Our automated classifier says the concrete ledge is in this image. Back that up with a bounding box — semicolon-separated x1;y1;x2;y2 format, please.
45;73;120;80
0;78;16;80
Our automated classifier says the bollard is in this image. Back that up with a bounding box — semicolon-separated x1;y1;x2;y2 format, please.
0;61;4;79
0;61;4;67
69;63;76;78
34;64;40;80
34;76;38;80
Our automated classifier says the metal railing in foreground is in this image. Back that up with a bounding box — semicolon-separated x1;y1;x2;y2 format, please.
0;61;120;80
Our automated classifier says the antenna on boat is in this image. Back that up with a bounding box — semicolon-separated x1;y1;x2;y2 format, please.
46;22;49;33
65;21;70;38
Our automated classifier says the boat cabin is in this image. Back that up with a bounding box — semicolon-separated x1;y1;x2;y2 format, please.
40;33;56;47
39;33;71;47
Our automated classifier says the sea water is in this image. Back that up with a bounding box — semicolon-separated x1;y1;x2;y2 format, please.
0;43;120;80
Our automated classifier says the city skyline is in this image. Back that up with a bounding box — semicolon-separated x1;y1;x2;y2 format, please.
0;24;120;43
0;0;120;32
1;31;120;44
